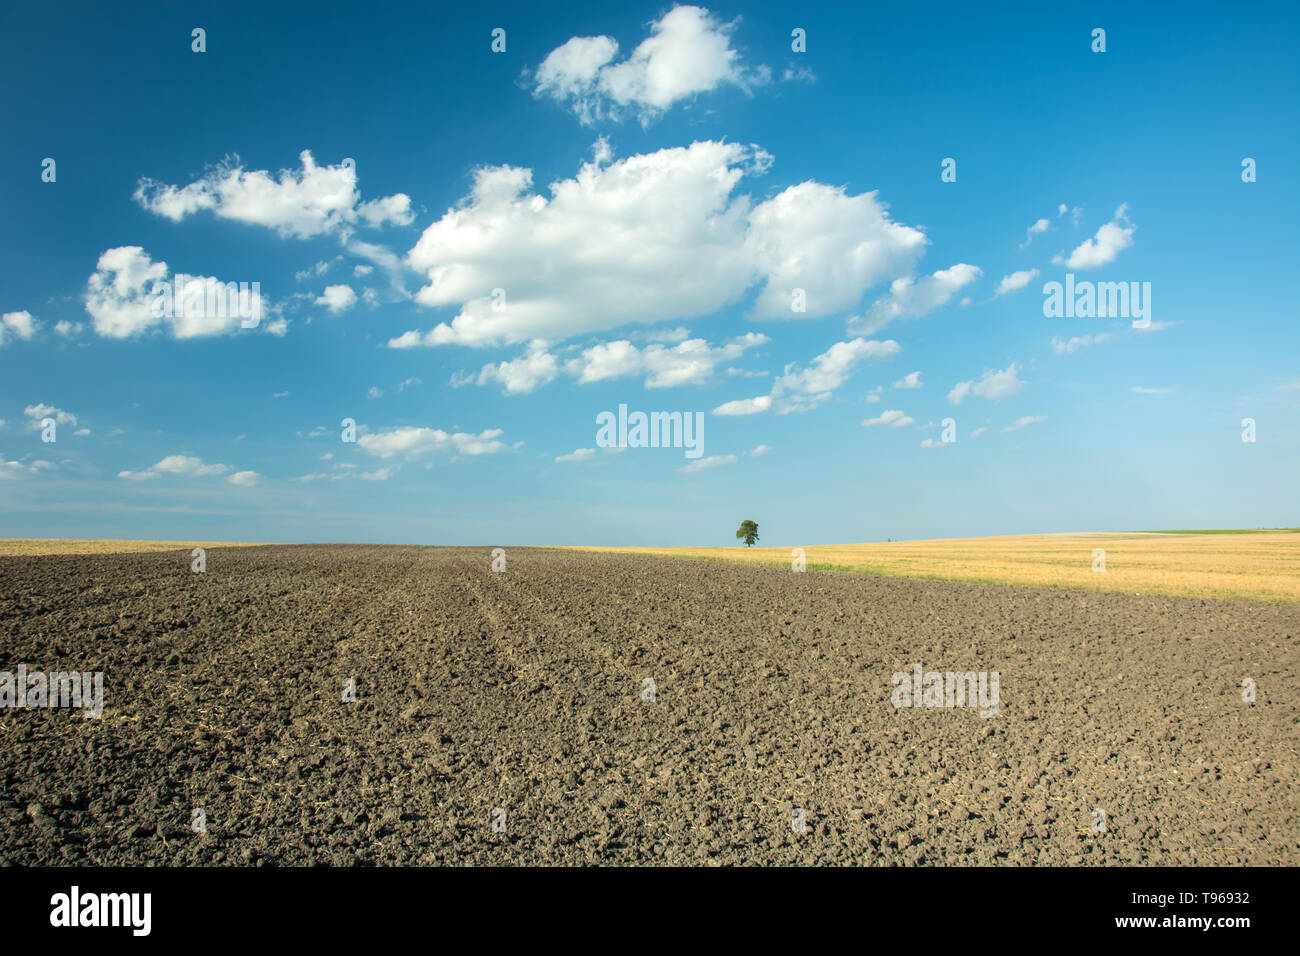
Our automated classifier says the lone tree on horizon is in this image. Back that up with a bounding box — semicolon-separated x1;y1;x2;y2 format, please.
736;520;759;547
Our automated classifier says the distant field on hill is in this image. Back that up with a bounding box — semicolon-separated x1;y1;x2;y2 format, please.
572;531;1300;603
0;539;267;556
1140;528;1300;535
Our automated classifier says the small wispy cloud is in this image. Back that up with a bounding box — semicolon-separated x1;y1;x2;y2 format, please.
555;448;596;463
680;454;738;473
995;269;1039;297
1002;415;1046;432
118;454;232;480
948;364;1026;405
862;409;914;428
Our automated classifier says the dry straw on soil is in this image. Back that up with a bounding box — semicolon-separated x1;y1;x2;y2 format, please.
575;531;1300;603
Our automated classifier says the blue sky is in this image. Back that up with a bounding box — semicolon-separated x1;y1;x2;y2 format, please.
1;0;1297;545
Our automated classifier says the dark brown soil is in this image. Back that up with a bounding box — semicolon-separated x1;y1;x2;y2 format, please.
1;545;1296;865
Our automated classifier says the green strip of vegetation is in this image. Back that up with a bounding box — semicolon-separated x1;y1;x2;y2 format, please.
1135;528;1300;535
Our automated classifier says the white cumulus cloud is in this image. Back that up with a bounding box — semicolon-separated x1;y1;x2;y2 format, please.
1056;204;1135;269
118;455;232;480
712;394;773;416
316;284;357;314
84;246;271;339
24;404;77;427
713;338;899;416
532;6;767;124
134;150;413;238
1020;217;1051;248
357;426;506;460
0;457;55;479
392;141;928;348
995;269;1039;297
863;409;913;428
466;332;769;395
1;310;39;344
849;263;980;334
476;341;562;395
947;363;1027;404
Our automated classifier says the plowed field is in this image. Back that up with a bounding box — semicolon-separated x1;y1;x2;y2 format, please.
2;546;1295;865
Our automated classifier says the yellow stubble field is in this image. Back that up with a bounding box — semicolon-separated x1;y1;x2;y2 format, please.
572;531;1300;603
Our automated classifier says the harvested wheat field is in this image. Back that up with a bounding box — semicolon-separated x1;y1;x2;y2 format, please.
1;545;1295;865
576;531;1300;603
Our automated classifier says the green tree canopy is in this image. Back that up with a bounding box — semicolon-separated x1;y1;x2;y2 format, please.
736;520;759;547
